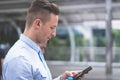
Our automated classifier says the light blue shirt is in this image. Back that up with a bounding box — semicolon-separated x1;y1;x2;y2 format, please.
2;34;60;80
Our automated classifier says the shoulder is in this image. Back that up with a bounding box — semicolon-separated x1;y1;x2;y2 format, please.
2;56;33;80
3;56;32;73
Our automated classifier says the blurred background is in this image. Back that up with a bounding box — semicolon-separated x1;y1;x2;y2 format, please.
0;0;120;80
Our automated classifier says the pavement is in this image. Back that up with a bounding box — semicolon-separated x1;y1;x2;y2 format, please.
47;61;120;80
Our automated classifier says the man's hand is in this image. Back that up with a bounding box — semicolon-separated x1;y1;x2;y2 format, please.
60;71;81;80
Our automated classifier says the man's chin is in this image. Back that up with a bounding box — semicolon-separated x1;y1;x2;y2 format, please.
47;40;50;44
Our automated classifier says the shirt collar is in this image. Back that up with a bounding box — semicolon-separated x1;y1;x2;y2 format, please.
20;34;41;53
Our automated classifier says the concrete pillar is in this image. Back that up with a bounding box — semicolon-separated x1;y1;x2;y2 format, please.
105;0;113;75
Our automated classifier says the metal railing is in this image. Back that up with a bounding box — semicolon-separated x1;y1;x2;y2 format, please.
45;46;120;63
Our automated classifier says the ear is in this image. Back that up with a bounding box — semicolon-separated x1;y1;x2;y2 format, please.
34;19;42;28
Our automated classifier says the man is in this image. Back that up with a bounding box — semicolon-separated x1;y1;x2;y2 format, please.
2;0;81;80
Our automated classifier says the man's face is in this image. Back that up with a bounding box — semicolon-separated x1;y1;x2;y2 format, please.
38;13;58;44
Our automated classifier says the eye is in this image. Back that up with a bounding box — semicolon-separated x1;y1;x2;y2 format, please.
50;26;55;30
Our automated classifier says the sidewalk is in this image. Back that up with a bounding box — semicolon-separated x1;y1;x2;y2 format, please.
47;61;120;80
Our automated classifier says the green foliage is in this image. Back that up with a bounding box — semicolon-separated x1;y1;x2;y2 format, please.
93;36;106;47
101;37;106;46
45;34;86;60
47;37;60;47
66;36;70;46
75;35;85;46
44;47;70;61
79;52;84;61
113;30;120;46
66;35;85;47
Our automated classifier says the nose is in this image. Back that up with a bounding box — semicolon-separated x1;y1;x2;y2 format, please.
52;29;56;37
